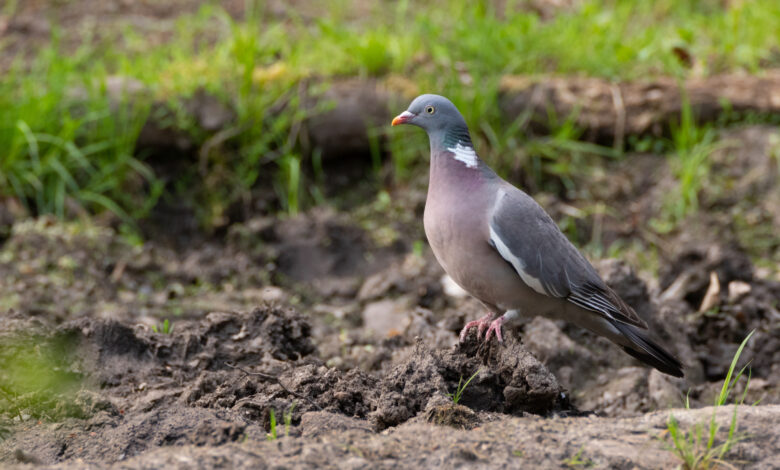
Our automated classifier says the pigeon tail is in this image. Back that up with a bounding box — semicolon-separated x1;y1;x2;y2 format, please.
611;321;684;377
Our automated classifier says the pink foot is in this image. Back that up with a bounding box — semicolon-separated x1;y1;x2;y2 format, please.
459;312;495;342
484;316;505;343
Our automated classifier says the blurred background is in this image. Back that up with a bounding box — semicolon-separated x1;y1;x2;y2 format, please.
2;0;779;237
1;0;779;462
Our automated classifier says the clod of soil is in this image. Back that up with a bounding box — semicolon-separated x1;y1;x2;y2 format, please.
424;403;480;430
371;335;567;430
659;241;755;309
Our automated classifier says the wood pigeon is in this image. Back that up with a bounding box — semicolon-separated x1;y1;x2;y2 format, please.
392;94;683;377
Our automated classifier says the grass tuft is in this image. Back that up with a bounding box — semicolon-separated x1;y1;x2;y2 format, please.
664;330;755;470
448;369;480;405
267;408;278;441
562;445;594;468
266;401;296;440
0;334;84;421
283;401;297;437
151;319;173;335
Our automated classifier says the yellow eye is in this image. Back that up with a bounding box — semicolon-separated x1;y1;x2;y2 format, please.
425;105;435;114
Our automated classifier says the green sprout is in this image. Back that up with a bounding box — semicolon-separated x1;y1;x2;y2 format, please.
562;445;594;468
284;401;297;437
664;330;755;470
151;319;172;334
448;369;480;405
267;408;277;441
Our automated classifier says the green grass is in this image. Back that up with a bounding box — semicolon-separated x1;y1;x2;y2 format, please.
650;89;722;233
562;445;594;468
1;0;779;228
448;369;480;405
0;333;85;421
0;38;160;227
266;401;296;440
283;401;296;437
267;408;278;441
664;330;755;470
151;318;173;335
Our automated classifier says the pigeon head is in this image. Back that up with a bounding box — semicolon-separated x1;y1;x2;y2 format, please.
391;94;476;166
392;94;469;135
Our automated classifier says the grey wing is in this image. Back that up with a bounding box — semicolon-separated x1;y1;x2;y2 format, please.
488;186;647;329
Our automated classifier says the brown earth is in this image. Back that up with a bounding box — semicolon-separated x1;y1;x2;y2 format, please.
2;2;780;468
1;125;779;469
0;290;778;468
13;405;778;469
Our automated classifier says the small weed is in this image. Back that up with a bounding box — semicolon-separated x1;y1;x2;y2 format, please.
267;408;277;441
447;369;480;405
151;319;172;335
266;402;296;440
562;445;593;468
664;330;755;470
512;449;524;458
283;401;296;437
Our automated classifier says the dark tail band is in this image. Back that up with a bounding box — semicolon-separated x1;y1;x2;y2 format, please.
612;321;684;378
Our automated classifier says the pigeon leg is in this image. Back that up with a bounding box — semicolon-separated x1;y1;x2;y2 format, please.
459;312;495;342
484;310;520;343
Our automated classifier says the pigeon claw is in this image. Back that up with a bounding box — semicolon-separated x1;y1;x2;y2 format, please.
458;312;495;342
484;317;505;343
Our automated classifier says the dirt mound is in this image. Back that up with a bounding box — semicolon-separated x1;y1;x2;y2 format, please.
1;300;580;466
659;241;755;309
65;306;315;392
657;240;780;384
0;306;324;464
372;335;567;430
185;364;378;429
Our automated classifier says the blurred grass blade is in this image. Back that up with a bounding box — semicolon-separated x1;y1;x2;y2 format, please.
717;329;754;407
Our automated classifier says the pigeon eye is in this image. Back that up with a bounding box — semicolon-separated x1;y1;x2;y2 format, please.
425;105;435;115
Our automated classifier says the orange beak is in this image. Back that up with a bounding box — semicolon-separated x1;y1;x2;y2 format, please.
391;110;415;126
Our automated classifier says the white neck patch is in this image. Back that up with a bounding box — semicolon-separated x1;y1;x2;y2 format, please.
446;143;479;168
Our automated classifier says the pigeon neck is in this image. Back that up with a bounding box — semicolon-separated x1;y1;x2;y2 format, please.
430;126;480;170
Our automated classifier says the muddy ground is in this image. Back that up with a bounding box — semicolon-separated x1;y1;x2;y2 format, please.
2;2;780;468
1;124;779;469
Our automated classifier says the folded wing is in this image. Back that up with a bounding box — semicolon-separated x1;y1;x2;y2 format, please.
488;186;647;329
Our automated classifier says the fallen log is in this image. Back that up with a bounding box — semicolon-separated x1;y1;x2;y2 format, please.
72;74;780;165
300;78;404;162
498;72;780;144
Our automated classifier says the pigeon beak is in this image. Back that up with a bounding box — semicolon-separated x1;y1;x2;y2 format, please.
392;111;415;126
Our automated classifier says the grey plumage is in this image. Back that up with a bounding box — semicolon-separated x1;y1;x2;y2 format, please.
489;187;644;328
392;94;683;377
